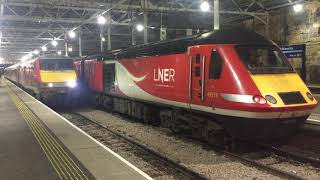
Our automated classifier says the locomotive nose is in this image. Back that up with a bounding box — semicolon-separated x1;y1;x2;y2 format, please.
250;73;317;107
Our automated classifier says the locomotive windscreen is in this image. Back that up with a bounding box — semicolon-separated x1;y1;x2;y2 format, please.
236;46;294;74
40;59;74;71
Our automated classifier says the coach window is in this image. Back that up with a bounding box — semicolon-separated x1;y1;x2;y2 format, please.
209;49;223;79
196;54;201;64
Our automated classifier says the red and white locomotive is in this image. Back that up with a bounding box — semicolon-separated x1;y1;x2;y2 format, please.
75;28;317;140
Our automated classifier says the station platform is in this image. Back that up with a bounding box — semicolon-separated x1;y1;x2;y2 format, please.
0;79;152;180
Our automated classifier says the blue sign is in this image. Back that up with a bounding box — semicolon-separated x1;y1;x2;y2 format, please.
280;44;306;58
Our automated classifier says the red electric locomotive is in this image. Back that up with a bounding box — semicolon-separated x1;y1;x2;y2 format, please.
5;55;79;104
76;28;317;141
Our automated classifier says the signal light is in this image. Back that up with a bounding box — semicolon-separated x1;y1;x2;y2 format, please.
253;95;267;104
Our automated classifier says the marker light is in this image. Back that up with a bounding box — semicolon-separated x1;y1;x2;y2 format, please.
97;16;106;25
67;81;77;88
253;95;267;104
265;95;277;104
48;83;53;88
306;92;314;101
293;4;303;13
101;37;106;42
136;24;144;32
200;1;210;12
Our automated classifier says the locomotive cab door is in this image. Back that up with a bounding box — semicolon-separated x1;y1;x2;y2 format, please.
189;47;206;106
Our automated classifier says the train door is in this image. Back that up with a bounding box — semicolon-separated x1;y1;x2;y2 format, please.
190;47;206;106
103;63;116;94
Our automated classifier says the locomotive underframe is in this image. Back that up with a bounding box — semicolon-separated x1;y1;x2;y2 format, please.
94;92;308;143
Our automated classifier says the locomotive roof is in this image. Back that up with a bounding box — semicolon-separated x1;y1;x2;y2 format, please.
88;28;276;60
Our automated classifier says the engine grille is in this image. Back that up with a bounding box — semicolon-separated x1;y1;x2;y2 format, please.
278;91;306;105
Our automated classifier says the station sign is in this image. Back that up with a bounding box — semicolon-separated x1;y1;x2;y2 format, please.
280;44;306;58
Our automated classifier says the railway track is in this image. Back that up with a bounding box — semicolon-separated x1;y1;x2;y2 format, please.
59;111;208;180
60;110;320;180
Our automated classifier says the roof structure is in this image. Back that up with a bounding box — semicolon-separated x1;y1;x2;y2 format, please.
0;0;303;63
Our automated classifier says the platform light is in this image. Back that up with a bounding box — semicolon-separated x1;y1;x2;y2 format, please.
68;47;73;52
41;46;47;51
200;1;210;12
51;40;58;47
33;50;39;55
68;31;76;38
57;51;62;55
101;37;106;42
136;24;144;32
97;16;106;25
293;4;303;13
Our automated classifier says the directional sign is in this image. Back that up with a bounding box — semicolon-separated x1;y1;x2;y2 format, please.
280;44;306;58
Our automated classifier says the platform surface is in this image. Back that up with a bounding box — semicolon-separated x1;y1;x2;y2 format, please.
0;79;151;180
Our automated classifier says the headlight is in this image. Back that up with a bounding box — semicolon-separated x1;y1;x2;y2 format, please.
306;92;314;101
265;95;277;104
67;81;77;88
48;83;53;88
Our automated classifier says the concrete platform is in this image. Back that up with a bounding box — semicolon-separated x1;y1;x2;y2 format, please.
0;79;152;180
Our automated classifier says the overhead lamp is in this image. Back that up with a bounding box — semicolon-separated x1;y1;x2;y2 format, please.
136;24;144;32
20;56;28;62
293;4;303;13
97;16;107;25
57;51;62;55
68;31;76;38
51;40;58;47
101;37;106;42
41;46;47;51
68;47;73;52
200;1;210;12
33;50;40;55
0;57;4;64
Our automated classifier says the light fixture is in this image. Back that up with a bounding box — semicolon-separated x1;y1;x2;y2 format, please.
51;40;58;47
0;57;4;64
33;50;40;55
97;16;106;25
20;55;28;62
57;51;62;55
48;83;53;88
136;24;144;32
101;37;106;42
293;4;303;13
68;47;73;52
41;46;47;51
200;1;210;12
68;31;76;38
313;23;320;28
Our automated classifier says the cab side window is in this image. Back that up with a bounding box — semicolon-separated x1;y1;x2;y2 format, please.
209;49;223;80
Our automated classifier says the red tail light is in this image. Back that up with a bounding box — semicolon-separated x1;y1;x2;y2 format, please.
253;95;267;104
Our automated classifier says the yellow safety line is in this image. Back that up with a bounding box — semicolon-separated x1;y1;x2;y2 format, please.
8;88;84;180
7;87;80;180
7;90;66;179
24;107;86;180
5;83;89;180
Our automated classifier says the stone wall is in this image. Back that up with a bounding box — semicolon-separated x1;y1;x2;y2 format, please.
242;0;320;84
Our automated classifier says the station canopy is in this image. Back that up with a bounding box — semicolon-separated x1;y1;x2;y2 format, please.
0;0;301;63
